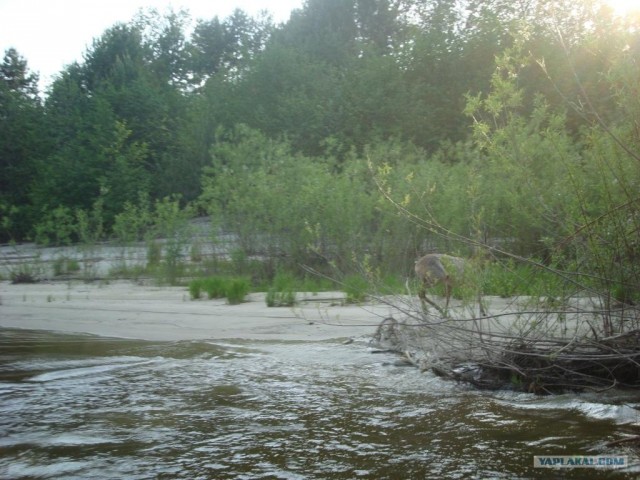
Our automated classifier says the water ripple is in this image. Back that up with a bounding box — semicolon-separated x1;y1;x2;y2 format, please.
0;328;637;479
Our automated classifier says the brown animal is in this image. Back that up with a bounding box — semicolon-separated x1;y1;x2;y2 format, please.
414;253;466;315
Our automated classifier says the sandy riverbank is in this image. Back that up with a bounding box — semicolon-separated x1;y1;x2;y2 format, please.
0;280;398;342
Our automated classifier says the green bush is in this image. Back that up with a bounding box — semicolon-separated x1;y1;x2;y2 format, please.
10;270;39;284
189;279;203;299
225;277;251;305
299;275;335;293
381;274;404;294
188;276;250;303
10;263;42;284
266;288;297;307
33;206;76;246
147;241;162;267
343;274;369;304
480;260;570;298
266;271;297;307
482;261;520;298
203;276;227;299
53;256;81;277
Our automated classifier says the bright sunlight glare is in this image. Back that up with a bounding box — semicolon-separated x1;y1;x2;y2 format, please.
605;0;640;16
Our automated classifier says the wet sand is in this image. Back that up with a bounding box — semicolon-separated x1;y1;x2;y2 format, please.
0;281;395;341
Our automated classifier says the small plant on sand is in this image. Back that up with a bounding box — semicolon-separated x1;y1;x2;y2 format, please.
146;241;163;268
266;271;297;307
189;276;249;304
189;279;203;299
53;256;81;277
152;196;193;285
189;277;224;300
343;274;369;304
10;258;44;284
10;267;40;284
299;275;335;293
225;277;251;305
202;276;227;299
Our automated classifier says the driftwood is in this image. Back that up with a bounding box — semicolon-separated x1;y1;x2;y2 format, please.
370;296;640;395
605;435;640;447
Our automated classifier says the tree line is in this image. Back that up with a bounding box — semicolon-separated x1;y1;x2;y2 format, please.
1;0;638;291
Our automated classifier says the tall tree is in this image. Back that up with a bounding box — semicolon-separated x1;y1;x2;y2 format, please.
0;48;44;240
188;9;273;85
34;64;118;216
81;20;190;199
354;0;405;56
275;0;359;67
133;8;191;88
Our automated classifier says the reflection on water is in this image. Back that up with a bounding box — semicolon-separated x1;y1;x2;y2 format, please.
0;328;638;479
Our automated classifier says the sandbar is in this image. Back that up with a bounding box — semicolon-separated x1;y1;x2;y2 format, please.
0;280;392;342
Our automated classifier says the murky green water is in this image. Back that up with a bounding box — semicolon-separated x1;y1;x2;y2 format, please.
1;328;638;479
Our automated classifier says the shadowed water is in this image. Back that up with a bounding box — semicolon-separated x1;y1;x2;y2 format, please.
0;328;638;479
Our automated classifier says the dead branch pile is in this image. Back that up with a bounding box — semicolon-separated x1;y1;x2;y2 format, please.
482;330;640;393
371;296;640;395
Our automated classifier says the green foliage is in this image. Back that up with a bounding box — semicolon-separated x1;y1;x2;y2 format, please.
266;271;297;307
189;279;203;300
190;238;203;263
481;261;519;298
98;121;151;223
189;276;250;304
32;197;107;248
0;49;44;242
33;206;76;246
380;274;405;294
202;276;227;299
189;10;273;84
146;241;162;267
75;198;105;246
200;126;412;277
225;277;251;305
3;2;640;315
108;263;146;280
33;68;117;222
266;288;297;308
53;256;81;277
481;260;565;298
611;284;640;306
147;196;193;285
298;275;336;293
229;248;249;274
10;259;43;284
343;274;369;304
112;193;153;243
201;126;320;268
10;269;39;284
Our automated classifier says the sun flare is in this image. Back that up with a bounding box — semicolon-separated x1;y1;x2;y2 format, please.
604;0;640;16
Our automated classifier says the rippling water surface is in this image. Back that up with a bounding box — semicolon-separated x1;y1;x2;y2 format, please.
1;328;638;479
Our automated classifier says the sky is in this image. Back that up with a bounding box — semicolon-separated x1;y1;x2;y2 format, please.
0;0;304;90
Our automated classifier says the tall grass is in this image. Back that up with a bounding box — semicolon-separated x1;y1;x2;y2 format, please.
481;260;568;297
188;275;250;304
343;274;370;304
266;271;297;307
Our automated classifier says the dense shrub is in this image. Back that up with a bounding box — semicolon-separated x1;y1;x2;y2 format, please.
343;274;369;304
266;271;297;307
225;277;251;305
189;276;250;304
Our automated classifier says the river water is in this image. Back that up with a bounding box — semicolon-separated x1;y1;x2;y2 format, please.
1;328;639;479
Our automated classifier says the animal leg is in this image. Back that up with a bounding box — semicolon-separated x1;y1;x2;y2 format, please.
478;295;487;317
443;279;452;314
419;286;447;316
